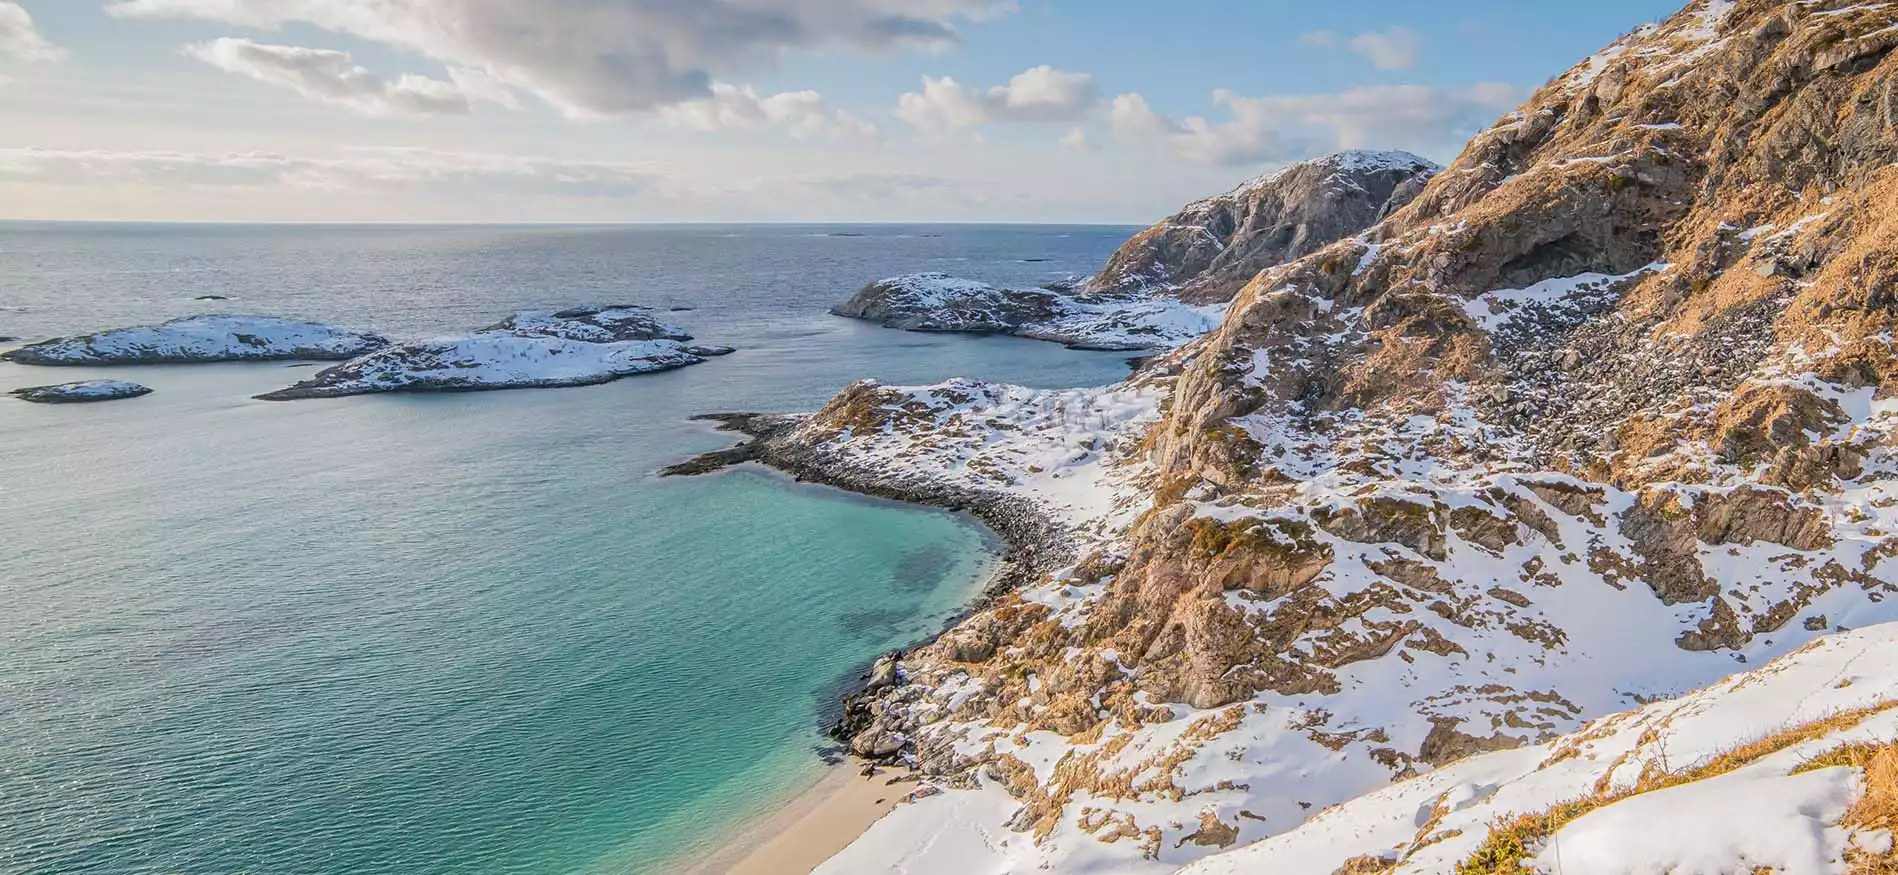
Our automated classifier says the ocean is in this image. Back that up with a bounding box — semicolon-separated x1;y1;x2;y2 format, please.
0;223;1138;874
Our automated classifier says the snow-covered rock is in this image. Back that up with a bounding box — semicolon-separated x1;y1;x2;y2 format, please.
0;315;388;366
10;380;154;404
834;273;1226;351
256;306;727;400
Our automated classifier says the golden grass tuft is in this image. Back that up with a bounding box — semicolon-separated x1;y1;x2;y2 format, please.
1457;702;1898;874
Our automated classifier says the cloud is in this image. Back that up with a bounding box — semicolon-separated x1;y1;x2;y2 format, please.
897;65;1100;133
0;1;65;62
107;0;1008;117
186;38;487;117
1302;26;1422;71
0;147;665;196
1110;83;1519;165
659;83;877;139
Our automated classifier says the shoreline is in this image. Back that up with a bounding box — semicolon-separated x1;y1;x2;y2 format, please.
680;763;919;875
661;411;1070;870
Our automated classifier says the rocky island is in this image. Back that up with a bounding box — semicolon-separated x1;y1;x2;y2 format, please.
0;315;389;366
10;380;155;404
256;306;732;400
831;151;1440;350
682;1;1898;871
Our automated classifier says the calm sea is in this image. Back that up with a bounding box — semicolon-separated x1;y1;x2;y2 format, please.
0;223;1137;875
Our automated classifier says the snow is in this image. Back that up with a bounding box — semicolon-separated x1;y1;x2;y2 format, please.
843;273;1226;351
1177;624;1898;874
0;314;387;365
257;307;720;399
1215;150;1438;204
1462;264;1668;334
1537;765;1856;875
10;379;153;403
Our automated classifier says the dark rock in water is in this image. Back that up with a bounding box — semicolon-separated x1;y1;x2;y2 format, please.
0;335;17;343
668;306;696;312
12;380;153;404
686;345;736;357
1022;258;1050;263
195;295;231;301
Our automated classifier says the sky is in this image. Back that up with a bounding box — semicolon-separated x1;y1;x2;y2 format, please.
0;0;1689;224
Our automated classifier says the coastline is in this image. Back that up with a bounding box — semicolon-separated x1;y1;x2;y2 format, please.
660;411;1072;869
680;763;915;875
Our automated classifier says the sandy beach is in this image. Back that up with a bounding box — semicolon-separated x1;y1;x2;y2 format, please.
684;764;910;875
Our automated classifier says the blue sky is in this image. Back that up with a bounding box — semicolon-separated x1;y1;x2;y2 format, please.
0;0;1687;222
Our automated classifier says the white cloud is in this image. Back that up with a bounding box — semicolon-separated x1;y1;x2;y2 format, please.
1059;126;1092;151
107;0;1008;117
897;65;1100;133
659;83;877;140
1302;26;1423;71
0;147;665;196
1110;82;1519;165
0;1;65;62
186;38;487;117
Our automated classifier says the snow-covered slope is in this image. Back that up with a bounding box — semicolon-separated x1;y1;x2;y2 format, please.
10;380;154;404
834;273;1227;351
0;315;388;365
257;306;729;400
742;0;1898;872
1178;624;1898;874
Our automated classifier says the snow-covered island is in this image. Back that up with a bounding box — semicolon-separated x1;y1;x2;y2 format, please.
831;151;1439;351
833;273;1227;351
256;306;732;400
10;380;154;404
0;315;389;366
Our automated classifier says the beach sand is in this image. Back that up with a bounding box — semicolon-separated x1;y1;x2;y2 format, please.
685;764;910;874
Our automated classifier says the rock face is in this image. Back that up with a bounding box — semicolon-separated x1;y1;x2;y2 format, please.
256;306;726;400
718;1;1898;872
834;273;1228;351
1;315;388;365
1085;150;1441;303
10;380;153;403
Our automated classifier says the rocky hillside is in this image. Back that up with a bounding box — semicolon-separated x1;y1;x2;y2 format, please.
1084;150;1440;303
711;0;1898;871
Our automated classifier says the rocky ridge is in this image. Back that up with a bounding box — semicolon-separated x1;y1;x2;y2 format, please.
695;1;1898;872
1086;150;1441;304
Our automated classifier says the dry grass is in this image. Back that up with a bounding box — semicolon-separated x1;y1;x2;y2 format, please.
1793;740;1898;874
1457;702;1898;874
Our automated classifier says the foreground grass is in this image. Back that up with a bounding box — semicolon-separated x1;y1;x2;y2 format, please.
1456;702;1898;875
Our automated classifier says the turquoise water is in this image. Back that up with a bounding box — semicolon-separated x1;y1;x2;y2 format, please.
0;224;1137;874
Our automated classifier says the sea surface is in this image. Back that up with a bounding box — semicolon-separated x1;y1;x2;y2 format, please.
0;223;1139;875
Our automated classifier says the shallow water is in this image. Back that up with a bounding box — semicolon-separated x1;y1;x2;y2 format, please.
0;223;1137;874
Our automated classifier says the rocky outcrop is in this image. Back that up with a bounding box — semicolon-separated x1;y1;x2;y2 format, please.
257;307;729;400
833;273;1227;351
1085;150;1440;304
10;380;153;404
1;315;388;365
